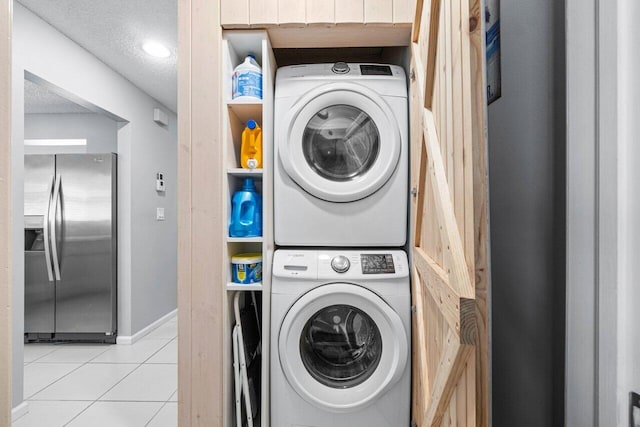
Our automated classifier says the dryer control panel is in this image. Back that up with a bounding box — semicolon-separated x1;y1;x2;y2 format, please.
273;249;409;280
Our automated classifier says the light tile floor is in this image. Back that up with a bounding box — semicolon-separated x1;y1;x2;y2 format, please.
15;317;177;427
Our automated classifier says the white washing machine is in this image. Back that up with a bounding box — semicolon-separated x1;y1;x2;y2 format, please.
274;63;408;246
271;249;411;427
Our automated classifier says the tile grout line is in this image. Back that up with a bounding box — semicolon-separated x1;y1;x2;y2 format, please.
144;382;178;427
24;345;59;364
87;337;173;364
66;399;172;403
92;363;145;401
141;336;176;364
145;400;170;427
63;400;99;426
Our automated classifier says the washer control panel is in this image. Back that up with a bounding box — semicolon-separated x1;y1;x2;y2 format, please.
360;253;395;274
273;250;408;279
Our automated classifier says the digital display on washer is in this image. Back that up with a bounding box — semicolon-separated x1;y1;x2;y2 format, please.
361;254;395;274
360;65;392;76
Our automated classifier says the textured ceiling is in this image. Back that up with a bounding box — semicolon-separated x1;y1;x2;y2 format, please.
24;79;93;114
17;0;177;112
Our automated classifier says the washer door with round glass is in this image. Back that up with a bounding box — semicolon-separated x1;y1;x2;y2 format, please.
279;82;402;202
278;283;408;413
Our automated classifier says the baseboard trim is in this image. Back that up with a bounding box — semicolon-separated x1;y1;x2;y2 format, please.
116;309;177;345
12;401;29;422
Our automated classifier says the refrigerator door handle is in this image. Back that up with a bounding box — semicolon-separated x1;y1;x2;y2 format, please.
43;174;55;282
50;174;62;281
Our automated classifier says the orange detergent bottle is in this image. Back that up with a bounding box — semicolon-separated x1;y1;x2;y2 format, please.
241;119;262;169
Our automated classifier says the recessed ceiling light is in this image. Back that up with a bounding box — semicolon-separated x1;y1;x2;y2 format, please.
142;41;171;58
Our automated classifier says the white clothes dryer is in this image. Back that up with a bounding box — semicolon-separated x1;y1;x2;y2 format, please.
274;63;408;246
271;249;411;427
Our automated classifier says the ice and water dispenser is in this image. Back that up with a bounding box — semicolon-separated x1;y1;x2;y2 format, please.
25;216;45;251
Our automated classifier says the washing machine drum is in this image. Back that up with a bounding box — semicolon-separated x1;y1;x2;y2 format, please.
279;83;402;203
278;283;408;412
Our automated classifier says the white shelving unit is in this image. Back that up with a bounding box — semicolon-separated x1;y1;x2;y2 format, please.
222;30;276;427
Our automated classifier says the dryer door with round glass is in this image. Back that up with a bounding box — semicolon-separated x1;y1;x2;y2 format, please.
278;283;408;413
279;82;402;202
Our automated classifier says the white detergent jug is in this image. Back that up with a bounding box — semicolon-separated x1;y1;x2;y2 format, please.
232;54;262;100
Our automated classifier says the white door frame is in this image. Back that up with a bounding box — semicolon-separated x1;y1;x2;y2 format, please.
0;0;12;423
566;0;619;425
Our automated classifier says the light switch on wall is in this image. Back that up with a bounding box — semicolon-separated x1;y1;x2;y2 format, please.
156;207;165;221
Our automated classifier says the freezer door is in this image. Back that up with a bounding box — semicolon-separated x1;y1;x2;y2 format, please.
24;155;56;334
54;154;117;335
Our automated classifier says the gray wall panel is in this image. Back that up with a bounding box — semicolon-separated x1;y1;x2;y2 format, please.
488;0;566;425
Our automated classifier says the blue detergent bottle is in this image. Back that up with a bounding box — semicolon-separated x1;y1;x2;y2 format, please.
229;178;262;237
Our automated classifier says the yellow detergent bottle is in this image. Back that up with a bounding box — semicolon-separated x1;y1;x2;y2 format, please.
241;119;262;169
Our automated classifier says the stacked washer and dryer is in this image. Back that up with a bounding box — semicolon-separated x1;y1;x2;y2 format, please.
271;62;411;427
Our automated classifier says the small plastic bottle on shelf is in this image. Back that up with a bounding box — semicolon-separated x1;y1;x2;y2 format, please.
232;54;262;101
241;120;262;169
229;178;262;238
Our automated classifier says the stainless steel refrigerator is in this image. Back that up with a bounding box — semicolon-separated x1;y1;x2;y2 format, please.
24;153;117;343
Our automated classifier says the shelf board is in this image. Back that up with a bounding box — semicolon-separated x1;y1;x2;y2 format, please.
226;236;263;243
227;99;262;107
227;101;262;124
226;282;262;291
227;168;263;177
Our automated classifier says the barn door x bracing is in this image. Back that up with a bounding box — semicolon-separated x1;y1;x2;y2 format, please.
409;0;489;426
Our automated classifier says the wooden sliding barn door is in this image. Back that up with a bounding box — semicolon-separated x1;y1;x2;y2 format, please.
409;0;489;426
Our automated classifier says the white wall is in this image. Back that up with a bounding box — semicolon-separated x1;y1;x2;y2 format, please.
24;113;118;154
618;0;640;422
487;0;566;425
11;3;177;409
